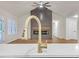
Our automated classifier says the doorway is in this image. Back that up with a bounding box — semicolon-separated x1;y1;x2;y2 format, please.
66;17;78;40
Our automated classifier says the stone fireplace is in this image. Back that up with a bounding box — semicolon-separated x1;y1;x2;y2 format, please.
31;7;52;39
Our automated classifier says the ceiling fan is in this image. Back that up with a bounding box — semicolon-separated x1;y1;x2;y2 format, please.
32;1;63;17
32;1;51;8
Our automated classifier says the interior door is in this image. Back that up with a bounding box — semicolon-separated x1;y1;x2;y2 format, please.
53;20;59;37
66;17;78;39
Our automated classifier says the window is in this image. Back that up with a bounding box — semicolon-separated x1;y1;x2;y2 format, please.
0;17;3;43
0;20;3;32
8;18;16;35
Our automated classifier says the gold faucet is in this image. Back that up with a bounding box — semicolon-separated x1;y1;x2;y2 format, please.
38;40;47;53
23;15;47;53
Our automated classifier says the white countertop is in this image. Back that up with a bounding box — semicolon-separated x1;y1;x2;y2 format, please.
0;44;79;57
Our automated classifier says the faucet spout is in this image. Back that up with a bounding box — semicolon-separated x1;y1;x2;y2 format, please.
23;15;47;53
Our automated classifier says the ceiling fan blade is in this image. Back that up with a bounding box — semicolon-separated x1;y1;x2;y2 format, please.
45;2;49;4
45;5;51;7
33;2;38;4
33;2;41;5
32;5;37;6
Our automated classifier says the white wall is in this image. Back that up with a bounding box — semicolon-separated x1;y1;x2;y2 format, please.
77;17;79;40
52;14;66;39
0;8;32;43
17;11;31;39
0;8;18;43
59;17;66;38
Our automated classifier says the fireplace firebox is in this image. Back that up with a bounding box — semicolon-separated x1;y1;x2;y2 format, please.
33;30;49;35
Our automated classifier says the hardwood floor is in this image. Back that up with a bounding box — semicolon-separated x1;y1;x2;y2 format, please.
9;38;78;44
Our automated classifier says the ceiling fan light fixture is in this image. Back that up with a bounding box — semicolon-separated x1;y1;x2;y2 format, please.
39;1;44;8
39;5;43;8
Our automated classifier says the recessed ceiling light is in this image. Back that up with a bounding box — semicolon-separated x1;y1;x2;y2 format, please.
73;14;78;18
75;45;79;50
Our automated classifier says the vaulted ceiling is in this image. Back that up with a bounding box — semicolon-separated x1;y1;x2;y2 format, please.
0;1;79;17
